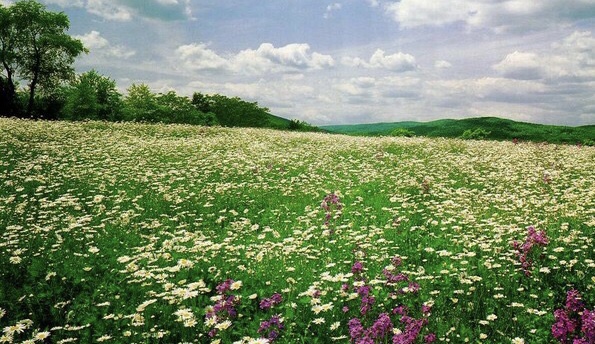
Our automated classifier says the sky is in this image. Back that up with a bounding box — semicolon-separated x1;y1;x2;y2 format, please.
3;0;595;126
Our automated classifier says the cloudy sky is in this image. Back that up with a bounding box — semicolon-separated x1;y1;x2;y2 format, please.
4;0;594;125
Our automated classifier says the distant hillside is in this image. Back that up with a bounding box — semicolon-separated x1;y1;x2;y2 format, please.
322;117;595;145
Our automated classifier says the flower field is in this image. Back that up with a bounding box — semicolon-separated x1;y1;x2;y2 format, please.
0;118;593;344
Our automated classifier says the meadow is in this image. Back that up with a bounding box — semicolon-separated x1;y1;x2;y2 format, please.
0;118;593;344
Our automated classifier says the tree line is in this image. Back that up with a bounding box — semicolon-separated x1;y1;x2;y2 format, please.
1;0;316;131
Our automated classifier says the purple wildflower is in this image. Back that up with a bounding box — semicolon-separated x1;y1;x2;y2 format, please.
349;318;364;340
566;290;584;313
352;261;364;274
424;333;437;343
581;309;595;343
260;293;283;311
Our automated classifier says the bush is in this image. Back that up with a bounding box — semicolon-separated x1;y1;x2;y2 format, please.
390;128;415;137
288;119;318;131
460;128;491;140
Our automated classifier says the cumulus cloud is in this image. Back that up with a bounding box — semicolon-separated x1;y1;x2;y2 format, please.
86;0;132;21
176;42;335;75
366;0;379;8
492;51;544;80
175;43;227;70
493;31;595;81
334;76;421;104
324;3;342;19
75;31;136;59
434;60;453;69
385;0;595;32
342;49;417;72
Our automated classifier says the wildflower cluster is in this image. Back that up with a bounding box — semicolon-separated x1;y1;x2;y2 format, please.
205;279;243;338
345;258;435;344
321;192;343;233
0;318;50;344
1;119;594;343
512;226;549;276
551;289;594;343
257;315;284;342
257;293;284;342
259;293;283;311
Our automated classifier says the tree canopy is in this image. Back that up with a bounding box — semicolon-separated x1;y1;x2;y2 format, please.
0;0;85;118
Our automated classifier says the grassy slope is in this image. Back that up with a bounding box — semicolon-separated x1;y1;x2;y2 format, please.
321;117;595;144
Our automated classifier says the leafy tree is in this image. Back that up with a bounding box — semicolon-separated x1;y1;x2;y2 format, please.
62;70;123;121
157;91;217;125
124;84;217;125
192;92;272;128
123;83;160;122
288;119;319;132
390;128;415;137
191;92;213;114
1;0;85;118
0;5;19;116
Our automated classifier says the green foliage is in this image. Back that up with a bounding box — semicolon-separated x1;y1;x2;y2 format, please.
288;119;320;132
323;117;595;145
390;128;415;137
192;92;287;129
0;0;85;118
460;128;491;140
124;84;218;126
62;70;123;121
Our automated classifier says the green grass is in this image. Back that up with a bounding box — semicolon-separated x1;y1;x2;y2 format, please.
321;117;595;145
0;118;593;344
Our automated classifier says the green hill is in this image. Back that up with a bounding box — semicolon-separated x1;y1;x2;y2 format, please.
322;117;595;145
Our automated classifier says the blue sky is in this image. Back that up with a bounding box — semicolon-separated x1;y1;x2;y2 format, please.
3;0;594;125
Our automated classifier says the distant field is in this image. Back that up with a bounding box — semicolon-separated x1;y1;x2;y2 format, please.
1;118;593;343
321;117;595;145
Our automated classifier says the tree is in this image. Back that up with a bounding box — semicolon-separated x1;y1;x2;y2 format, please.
125;84;218;125
0;5;19;116
1;0;85;118
62;70;123;121
192;92;271;128
123;83;160;122
390;128;415;137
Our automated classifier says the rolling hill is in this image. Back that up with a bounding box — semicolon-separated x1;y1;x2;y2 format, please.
321;117;595;145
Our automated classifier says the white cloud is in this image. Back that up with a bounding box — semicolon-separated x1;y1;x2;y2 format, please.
434;60;452;69
342;49;417;72
493;31;595;81
175;43;227;70
324;3;342;19
86;0;132;21
366;0;379;8
176;42;335;75
385;0;595;32
75;31;136;59
492;51;544;80
333;76;422;104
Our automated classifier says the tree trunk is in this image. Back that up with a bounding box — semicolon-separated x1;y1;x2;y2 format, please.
27;57;41;119
1;61;17;116
27;76;37;119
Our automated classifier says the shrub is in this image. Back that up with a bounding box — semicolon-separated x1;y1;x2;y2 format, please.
460;128;491;140
390;128;415;137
